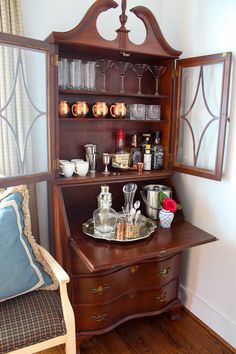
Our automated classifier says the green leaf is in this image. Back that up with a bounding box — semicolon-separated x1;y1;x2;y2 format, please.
176;203;182;210
159;191;167;204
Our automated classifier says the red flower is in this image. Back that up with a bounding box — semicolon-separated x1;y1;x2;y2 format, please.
162;198;177;213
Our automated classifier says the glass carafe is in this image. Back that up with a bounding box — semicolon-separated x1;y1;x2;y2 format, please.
93;187;118;239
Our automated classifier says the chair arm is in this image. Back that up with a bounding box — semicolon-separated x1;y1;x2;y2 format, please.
38;245;76;348
38;245;69;284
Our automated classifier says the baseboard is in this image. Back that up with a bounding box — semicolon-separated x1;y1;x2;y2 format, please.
180;284;236;350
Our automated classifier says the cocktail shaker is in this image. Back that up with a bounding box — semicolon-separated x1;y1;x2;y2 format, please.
84;144;98;172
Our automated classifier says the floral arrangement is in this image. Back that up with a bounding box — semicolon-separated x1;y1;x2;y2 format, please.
159;191;182;213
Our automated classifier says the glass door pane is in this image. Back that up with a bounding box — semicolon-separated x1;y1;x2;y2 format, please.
174;53;232;180
0;35;54;184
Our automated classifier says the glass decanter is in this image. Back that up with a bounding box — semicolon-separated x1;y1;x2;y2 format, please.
93;186;118;239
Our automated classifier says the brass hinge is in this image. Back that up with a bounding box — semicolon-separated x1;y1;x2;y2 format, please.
172;68;178;79
51;54;59;67
52;158;60;170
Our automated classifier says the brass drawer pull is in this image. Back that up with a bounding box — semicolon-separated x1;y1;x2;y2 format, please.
91;284;109;295
91;313;108;322
129;265;138;273
160;267;170;277
156;292;167;303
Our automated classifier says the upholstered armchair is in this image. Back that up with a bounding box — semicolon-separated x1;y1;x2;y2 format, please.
0;186;76;354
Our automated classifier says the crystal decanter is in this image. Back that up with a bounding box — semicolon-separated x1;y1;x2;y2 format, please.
93;186;118;239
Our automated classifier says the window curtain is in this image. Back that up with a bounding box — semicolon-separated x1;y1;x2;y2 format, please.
0;0;39;241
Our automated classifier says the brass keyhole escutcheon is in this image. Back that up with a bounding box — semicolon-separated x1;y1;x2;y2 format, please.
129;265;138;273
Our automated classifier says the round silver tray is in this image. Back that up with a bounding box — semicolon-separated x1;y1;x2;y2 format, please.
82;214;157;242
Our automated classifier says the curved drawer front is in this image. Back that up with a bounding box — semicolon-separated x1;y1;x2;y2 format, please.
72;253;181;305
74;279;178;332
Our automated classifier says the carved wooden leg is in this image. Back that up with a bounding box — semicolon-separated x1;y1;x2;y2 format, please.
169;301;182;321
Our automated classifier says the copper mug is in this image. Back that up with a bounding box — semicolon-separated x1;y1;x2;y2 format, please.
92;102;108;118
71;101;89;118
110;102;127;119
59;100;70;118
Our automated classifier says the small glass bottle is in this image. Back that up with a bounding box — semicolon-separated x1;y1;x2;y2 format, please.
140;133;151;160
93;186;118;239
151;131;164;169
129;133;142;166
143;144;152;171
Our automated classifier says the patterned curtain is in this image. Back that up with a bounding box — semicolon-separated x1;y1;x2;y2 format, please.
0;0;40;242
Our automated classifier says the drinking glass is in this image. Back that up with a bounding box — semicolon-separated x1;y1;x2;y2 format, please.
97;59;113;92
122;183;137;214
149;65;167;95
102;153;111;174
132;64;149;94
115;61;132;93
59;58;70;89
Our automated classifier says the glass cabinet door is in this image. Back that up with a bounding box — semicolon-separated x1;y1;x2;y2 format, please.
0;33;55;187
173;52;231;180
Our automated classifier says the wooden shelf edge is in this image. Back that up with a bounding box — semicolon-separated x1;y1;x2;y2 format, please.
59;89;169;99
55;170;173;186
59;117;167;123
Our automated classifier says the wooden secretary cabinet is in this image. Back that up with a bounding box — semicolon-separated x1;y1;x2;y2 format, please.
0;0;231;349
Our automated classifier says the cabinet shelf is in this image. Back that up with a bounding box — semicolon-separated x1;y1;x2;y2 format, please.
59;89;169;99
55;170;173;187
59;117;166;123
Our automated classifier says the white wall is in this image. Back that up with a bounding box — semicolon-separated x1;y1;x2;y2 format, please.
21;0;236;348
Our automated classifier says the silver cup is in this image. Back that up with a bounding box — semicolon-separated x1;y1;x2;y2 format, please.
86;152;98;172
84;144;97;155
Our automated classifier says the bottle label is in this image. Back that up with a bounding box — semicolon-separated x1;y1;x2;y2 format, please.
152;150;164;169
143;153;152;170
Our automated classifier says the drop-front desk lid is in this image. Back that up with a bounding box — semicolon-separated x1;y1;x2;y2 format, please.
69;215;217;272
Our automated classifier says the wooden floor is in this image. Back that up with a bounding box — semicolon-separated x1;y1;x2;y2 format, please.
38;310;235;354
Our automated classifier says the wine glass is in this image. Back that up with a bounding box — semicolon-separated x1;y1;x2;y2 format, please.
97;59;113;92
102;153;111;174
132;64;149;94
115;61;132;93
149;65;167;95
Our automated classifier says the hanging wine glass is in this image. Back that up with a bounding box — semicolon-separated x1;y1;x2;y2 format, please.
97;59;113;92
149;65;167;95
115;61;132;93
132;64;149;94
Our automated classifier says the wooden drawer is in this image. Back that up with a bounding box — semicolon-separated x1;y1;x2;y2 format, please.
72;253;181;305
74;279;178;332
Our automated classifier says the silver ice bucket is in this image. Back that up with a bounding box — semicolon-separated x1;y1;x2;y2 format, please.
140;184;171;220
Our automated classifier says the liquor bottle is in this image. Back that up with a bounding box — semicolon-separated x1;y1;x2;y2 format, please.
151;131;164;169
143;144;152;171
93;185;118;239
116;128;125;153
112;128;130;169
140;133;151;160
129;133;142;166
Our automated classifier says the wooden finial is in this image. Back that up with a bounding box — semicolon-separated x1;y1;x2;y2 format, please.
119;0;128;30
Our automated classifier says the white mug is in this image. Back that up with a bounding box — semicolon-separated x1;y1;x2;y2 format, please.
75;160;89;176
71;159;83;164
59;162;75;178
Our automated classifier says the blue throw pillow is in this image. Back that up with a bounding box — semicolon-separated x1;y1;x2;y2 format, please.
0;185;58;302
